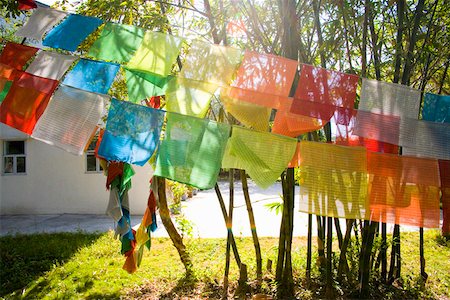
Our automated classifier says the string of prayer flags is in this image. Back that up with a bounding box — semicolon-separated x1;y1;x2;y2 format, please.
62;59;120;94
0;72;59;134
179;41;242;86
400;118;450;160
220;92;271;131
227;51;297;109
124;68;172;103
15;7;69;41
127;31;184;76
222;126;297;189
105;162;135;235
88;22;145;64
43;14;103;52
422;93;449;123
97;99;165;166
439;160;450;235
367;152;440;228
165;77;218;118
290;64;359;123
31;85;106;155
272;98;323;137
154;112;231;189
297;141;369;219
0;42;39;70
25;51;77;80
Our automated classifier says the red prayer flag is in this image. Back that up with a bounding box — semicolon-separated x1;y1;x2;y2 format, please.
290;64;359;123
0;42;38;70
439;160;450;235
17;0;37;10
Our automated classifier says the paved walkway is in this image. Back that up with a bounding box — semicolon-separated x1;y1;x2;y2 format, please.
0;181;430;237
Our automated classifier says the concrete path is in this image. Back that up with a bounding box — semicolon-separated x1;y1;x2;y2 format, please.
0;180;428;237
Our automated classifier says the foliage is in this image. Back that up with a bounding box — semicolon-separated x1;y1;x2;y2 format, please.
0;230;448;299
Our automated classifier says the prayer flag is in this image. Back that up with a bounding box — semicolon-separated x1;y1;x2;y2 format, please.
220;92;271;131
358;78;421;119
31;85;107;155
179;41;242;86
0;72;58;134
125;68;172;103
439;160;450;235
368;152;440;228
98;98;165;166
297;141;369;220
127;31;184;76
272;97;323;137
227;51;297;109
25;51;77;80
165;78;218;118
88;22;145;63
0;42;38;70
422;93;449;123
62;59;120;94
222;126;297;189
155;112;231;189
43;14;103;52
15;7;69;41
401;118;450;160
290;64;359;123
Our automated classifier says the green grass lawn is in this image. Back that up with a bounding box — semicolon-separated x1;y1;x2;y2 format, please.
0;230;449;299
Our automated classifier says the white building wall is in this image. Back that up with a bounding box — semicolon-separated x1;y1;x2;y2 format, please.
1;137;153;215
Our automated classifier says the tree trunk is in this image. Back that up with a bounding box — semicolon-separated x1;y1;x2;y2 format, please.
156;176;193;277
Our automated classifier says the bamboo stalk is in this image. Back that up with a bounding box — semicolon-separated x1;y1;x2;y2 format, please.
359;221;378;298
223;169;235;299
337;219;353;279
306;213;313;283
326;216;333;298
420;227;428;281
240;170;262;281
214;183;241;267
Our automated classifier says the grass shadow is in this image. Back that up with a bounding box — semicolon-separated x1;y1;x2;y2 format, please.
0;232;102;296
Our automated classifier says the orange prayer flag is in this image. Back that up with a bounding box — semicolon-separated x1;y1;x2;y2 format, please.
367;152;440;228
0;73;58;134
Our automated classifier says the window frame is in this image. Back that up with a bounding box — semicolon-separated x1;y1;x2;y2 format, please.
85;135;103;174
2;140;27;175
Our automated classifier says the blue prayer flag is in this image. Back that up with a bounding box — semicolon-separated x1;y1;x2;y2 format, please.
62;59;119;94
43;14;103;52
98;99;165;166
422;93;450;123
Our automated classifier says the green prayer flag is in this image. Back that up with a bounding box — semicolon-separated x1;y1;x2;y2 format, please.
165;77;218;118
0;80;12;103
154;112;231;189
88;23;145;63
125;68;172;103
127;31;184;76
222;126;297;189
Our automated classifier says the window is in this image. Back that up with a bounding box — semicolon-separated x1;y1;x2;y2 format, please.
86;136;103;173
3;140;26;175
